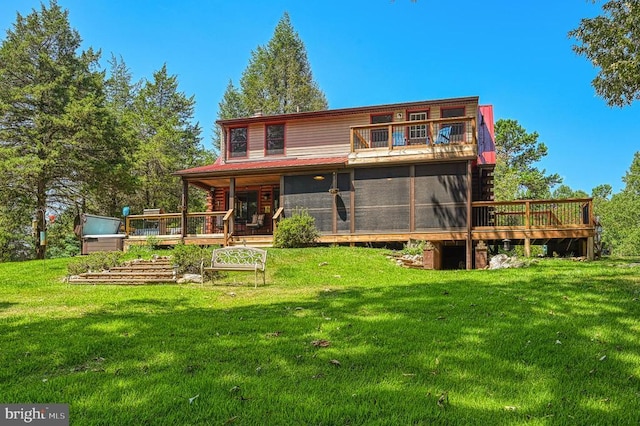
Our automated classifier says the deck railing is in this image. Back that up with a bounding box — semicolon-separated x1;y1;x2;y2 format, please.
472;198;593;229
126;210;232;238
350;116;477;151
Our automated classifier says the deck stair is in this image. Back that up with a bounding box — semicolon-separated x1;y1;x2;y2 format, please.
69;258;177;285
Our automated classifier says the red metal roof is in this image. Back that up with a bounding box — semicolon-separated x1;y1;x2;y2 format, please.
176;156;348;176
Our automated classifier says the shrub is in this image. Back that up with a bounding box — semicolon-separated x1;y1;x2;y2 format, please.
67;251;124;275
126;244;150;258
274;208;320;248
172;244;214;275
401;239;426;256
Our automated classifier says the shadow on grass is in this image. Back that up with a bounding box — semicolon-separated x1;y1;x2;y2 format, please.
1;263;639;424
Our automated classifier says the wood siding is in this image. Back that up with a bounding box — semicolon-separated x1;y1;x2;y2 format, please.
223;99;479;162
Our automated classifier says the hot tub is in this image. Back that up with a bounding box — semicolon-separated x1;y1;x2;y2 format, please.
81;234;126;255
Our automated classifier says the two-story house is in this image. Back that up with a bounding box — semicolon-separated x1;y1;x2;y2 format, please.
126;96;595;269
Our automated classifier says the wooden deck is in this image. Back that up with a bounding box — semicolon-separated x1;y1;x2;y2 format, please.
123;199;596;262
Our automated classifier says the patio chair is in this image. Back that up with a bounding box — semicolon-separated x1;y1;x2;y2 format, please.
392;131;406;146
246;213;265;234
435;126;452;144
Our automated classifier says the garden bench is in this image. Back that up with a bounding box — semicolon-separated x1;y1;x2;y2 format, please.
201;246;267;287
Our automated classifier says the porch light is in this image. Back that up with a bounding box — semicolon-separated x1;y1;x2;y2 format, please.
313;175;325;181
502;239;511;251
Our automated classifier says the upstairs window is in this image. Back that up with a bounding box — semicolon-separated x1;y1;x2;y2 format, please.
441;107;466;143
266;124;285;155
370;113;393;148
229;127;247;158
408;111;428;143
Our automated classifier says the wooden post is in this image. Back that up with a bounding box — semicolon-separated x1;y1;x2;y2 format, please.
471;117;476;145
587;237;594;260
180;178;188;240
409;165;415;232
228;178;235;236
524;237;531;257
466;160;473;270
332;171;338;235
429;122;434;144
350;129;354;152
350;170;356;234
525;200;530;229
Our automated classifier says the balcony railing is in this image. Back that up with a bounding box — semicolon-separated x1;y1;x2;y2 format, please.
351;116;477;151
472;199;593;229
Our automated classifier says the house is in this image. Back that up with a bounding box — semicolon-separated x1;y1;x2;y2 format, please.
125;96;596;269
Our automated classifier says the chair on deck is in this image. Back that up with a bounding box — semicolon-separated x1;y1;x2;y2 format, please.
435;126;452;144
246;213;265;234
392;131;406;147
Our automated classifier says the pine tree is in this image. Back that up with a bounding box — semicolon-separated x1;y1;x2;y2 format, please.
493;119;561;200
129;64;211;213
214;12;328;146
212;80;247;152
240;12;327;115
601;152;640;255
0;1;117;259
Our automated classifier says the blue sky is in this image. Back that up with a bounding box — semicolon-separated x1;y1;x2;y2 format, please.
1;0;638;194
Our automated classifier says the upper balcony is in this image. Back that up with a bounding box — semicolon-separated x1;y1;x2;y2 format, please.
349;116;478;164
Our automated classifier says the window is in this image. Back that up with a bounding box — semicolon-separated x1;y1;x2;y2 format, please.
440;107;466;143
266;124;285;155
229;127;247;158
370;113;393;147
408;111;428;143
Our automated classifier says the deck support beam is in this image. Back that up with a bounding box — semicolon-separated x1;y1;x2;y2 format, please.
466;160;473;270
228;178;236;236
180;178;189;240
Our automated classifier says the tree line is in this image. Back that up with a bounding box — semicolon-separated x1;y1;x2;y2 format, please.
0;2;212;260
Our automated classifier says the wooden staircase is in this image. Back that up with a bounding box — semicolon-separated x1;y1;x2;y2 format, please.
69;258;177;285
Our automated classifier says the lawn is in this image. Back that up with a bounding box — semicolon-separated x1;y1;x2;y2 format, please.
1;247;639;425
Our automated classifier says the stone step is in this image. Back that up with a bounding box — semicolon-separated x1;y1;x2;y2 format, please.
69;257;179;285
125;260;172;266
79;271;174;278
69;277;176;285
110;264;174;272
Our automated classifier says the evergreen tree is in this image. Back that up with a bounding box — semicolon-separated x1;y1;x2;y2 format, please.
493;119;562;200
551;185;589;199
600;152;640;255
84;54;139;217
0;1;117;259
212;80;247;153
240;13;327;115
214;12;328;148
129;64;211;213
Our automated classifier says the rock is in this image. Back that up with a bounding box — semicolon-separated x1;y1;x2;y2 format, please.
489;254;526;270
178;274;202;284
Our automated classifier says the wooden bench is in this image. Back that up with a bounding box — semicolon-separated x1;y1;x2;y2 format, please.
201;247;267;287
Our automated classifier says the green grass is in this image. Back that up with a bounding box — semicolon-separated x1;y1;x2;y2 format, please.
1;248;639;425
